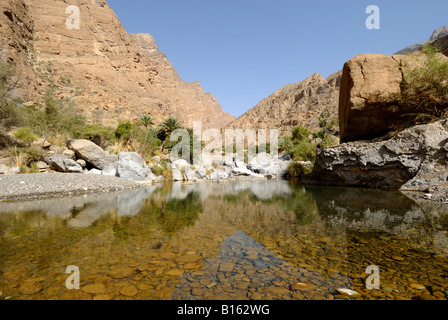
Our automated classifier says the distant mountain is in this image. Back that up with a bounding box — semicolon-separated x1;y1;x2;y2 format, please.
226;72;341;138
395;25;448;54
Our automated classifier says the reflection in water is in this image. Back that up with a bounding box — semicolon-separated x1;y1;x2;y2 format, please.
0;180;447;300
172;231;352;300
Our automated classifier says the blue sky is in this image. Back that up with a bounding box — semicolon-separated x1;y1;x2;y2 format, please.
108;0;448;117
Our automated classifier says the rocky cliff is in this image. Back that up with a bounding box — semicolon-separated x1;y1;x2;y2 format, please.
306;119;448;190
0;0;235;129
227;72;341;137
305;35;448;195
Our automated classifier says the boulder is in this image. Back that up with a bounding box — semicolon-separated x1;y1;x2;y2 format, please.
207;169;230;180
232;167;264;179
196;167;207;179
0;164;11;175
63;149;76;160
339;54;407;142
306;119;448;190
172;159;190;170
87;169;102;175
32;138;51;150
44;154;83;173
67;139;117;171
35;161;49;172
338;53;447;143
117;152;156;182
76;159;87;168
172;168;183;181
249;152;292;177
183;168;197;181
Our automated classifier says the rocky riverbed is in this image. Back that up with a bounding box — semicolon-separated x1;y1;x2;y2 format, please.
0;173;142;201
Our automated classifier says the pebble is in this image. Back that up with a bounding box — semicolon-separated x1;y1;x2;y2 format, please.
1;181;447;302
120;284;139;297
335;288;361;297
409;283;426;290
19;279;43;295
81;283;107;294
107;267;135;279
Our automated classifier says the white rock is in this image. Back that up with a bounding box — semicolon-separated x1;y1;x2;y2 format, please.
172;159;190;170
87;169;102;175
172;168;183;181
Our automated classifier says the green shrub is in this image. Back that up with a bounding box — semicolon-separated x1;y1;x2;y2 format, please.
13;127;39;143
134;127;161;157
115;121;132;142
151;165;164;176
0;101;25;129
287;161;313;178
279;137;293;153
398;44;448;123
292;126;311;142
288;140;316;162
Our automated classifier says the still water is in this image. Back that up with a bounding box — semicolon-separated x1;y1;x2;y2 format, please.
0;180;447;300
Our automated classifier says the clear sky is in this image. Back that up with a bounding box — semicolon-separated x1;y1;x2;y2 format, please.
107;0;448;117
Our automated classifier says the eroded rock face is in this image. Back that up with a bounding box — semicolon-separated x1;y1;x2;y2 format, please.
339;52;448;143
339;54;407;143
0;0;235;130
306;120;448;190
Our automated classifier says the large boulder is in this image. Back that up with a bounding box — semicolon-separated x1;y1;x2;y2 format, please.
67;139;117;171
306;119;448;190
117;152;156;182
44;154;83;173
249;152;292;177
207;169;230;180
183;167;197;181
339;54;407;143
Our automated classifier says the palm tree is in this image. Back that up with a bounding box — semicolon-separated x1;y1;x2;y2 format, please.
139;114;154;146
158;116;183;150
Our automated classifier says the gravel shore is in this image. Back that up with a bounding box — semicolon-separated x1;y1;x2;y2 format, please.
0;173;144;201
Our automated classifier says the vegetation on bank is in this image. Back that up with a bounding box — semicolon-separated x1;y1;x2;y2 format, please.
398;44;448;127
280;108;338;178
1;59;338;178
0;60;193;172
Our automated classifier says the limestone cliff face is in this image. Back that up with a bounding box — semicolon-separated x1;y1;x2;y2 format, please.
0;0;36;98
0;0;235;129
227;72;341;137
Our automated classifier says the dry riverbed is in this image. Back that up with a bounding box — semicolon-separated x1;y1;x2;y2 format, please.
0;173;143;202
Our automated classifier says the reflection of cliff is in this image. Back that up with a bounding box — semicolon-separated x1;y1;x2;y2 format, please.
306;186;448;256
1;180;447;251
306;186;433;232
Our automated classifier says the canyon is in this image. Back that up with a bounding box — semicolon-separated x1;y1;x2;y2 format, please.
0;0;235;129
